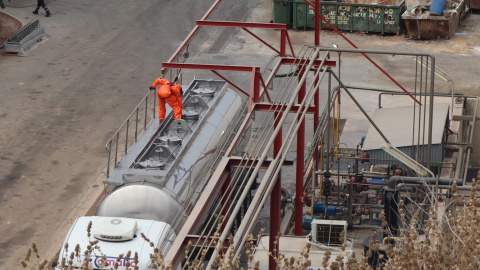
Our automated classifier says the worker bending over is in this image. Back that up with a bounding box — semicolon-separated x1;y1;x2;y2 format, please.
150;78;183;122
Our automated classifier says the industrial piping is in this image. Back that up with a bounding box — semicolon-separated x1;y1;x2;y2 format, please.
387;176;463;189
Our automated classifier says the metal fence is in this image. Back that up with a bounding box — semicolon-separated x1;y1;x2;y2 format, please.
3;19;45;52
105;89;157;177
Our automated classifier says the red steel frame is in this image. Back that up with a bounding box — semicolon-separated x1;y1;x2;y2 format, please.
162;1;421;266
161;17;337;270
196;20;295;58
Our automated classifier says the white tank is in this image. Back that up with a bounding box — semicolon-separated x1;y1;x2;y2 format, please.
96;182;183;231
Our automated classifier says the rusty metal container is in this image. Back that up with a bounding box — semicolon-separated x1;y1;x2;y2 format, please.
402;0;466;39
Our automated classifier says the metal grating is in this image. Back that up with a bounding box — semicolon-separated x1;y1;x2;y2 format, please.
3;19;46;53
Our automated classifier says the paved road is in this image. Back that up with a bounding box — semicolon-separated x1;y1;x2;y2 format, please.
0;0;262;268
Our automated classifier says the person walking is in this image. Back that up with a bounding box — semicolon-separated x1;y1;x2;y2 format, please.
33;0;51;17
0;0;5;9
150;77;183;122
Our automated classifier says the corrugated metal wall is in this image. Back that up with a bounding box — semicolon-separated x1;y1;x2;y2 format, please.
366;144;444;167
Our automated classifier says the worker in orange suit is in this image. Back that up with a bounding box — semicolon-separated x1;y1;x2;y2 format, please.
150;77;183;122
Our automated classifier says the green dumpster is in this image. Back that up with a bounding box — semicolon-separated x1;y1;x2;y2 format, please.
293;0;405;35
273;0;293;26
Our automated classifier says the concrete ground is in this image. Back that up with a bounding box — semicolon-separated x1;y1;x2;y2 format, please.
1;0;480;269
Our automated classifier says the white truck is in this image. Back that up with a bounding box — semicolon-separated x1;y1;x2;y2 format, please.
55;216;174;269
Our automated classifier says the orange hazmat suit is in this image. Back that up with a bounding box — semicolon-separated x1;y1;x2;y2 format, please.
151;78;183;120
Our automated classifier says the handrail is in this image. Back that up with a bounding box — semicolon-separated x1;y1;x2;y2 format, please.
105;89;157;177
304;87;339;164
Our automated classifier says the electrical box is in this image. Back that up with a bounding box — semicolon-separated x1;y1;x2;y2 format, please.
311;219;347;246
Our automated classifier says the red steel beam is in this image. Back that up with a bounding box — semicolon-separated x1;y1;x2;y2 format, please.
212;70;249;97
253;67;261;103
242;27;280;55
161;0;223;75
302;0;421;105
197;20;288;30
315;0;320;46
280;28;286;57
197;20;293;57
162;63;262;108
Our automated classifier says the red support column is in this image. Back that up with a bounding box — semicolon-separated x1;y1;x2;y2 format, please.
295;69;306;236
315;0;320;47
269;113;282;270
221;172;232;231
280;30;286;57
253;67;261;103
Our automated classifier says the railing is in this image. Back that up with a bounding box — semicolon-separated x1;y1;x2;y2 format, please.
105;89;157;178
3;19;46;52
304;87;339;165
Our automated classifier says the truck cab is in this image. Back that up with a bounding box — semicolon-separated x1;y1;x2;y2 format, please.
55;216;175;270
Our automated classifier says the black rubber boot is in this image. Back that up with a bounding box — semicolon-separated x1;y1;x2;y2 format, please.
45;10;51;17
33;8;39;14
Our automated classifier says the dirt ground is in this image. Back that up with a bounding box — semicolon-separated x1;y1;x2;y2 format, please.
1;0;480;269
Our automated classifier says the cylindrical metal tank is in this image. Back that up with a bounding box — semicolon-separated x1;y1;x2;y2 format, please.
96;182;185;233
98;79;249;234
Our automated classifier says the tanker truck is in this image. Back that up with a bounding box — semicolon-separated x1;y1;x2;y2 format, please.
55;79;251;270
